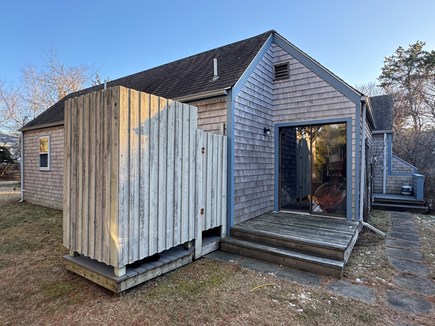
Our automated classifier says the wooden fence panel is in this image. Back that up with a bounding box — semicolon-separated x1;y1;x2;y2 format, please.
64;86;227;270
201;133;228;232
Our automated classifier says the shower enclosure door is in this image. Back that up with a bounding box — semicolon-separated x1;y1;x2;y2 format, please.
279;123;347;217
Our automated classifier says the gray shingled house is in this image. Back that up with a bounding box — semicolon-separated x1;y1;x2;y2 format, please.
21;30;382;290
370;95;426;211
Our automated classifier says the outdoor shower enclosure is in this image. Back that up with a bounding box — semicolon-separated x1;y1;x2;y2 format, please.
63;86;227;276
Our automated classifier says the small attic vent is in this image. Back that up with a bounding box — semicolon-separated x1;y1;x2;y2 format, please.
274;62;289;80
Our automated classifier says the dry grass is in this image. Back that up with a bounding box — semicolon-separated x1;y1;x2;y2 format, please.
343;210;397;285
0;190;433;325
414;213;435;279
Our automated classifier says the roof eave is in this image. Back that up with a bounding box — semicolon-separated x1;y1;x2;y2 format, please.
174;88;230;103
20;121;64;132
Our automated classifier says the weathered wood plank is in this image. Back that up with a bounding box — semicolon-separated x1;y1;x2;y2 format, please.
94;90;103;262
149;94;159;255
173;102;183;245
166;101;176;249
205;133;213;230
88;91;96;258
63;98;71;248
76;95;84;254
102;88;113;263
181;104;190;242
129;89;140;263
158;98;168;252
189;106;197;238
221;137;228;237
117;87;130;267
195;129;204;259
109;87;120;267
139;92;150;258
81;93;90;256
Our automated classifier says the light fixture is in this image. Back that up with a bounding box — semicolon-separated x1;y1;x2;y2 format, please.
263;127;271;136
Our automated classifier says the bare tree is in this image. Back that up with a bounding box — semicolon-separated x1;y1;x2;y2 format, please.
0;82;25;132
355;81;385;97
0;49;94;132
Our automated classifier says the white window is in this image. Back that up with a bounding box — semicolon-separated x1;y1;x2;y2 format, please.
39;136;50;171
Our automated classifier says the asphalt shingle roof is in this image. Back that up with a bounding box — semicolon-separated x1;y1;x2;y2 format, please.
22;31;273;130
370;95;393;131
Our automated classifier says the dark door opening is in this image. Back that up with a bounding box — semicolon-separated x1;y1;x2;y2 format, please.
279;123;347;217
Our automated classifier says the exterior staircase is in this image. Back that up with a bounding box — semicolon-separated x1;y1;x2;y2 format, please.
372;193;429;214
221;212;360;278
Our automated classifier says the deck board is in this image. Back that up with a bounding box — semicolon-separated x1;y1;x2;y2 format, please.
238;212;358;242
222;211;360;277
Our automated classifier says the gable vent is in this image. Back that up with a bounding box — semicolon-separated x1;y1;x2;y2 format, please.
274;62;289;80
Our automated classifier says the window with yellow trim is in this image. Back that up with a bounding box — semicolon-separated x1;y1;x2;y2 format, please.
39;136;50;170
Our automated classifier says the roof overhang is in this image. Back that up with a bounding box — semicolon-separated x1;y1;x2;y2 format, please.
20;121;64;132
174;88;229;103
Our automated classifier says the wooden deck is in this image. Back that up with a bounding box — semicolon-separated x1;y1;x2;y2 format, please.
373;193;428;213
221;212;360;278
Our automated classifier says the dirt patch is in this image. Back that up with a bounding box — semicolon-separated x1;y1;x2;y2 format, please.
0;201;433;325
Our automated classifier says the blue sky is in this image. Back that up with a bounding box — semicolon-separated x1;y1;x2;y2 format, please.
1;0;434;89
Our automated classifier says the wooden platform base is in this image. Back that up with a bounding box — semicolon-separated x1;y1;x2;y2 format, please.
65;245;194;293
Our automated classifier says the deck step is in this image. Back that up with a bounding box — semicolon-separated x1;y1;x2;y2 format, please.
221;238;344;278
372;202;428;213
231;225;350;261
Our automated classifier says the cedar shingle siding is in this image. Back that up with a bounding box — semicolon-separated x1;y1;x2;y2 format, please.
23;126;64;209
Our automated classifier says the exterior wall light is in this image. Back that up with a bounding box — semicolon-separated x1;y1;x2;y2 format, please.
264;127;271;136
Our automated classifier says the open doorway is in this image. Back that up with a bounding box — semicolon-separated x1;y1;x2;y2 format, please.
279;123;347;217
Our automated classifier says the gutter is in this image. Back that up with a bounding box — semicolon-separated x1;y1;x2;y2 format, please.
20;131;24;202
174;88;229;103
359;99;367;221
20;121;64;132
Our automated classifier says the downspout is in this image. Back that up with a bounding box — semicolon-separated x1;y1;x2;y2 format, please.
359;100;366;221
19;131;24;202
383;133;387;194
359;100;385;237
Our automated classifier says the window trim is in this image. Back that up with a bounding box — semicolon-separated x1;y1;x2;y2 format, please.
39;135;50;171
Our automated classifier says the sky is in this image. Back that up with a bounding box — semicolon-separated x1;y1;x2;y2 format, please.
1;0;435;89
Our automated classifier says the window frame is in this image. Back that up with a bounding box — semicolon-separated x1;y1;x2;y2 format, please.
39;135;50;171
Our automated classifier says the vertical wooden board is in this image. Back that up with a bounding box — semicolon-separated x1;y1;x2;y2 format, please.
70;97;78;251
94;90;103;262
205;134;213;230
76;95;84;254
158;98;168;252
103;88;113;264
173;102;183;245
194;129;204;259
149;94;160;255
181;104;190;242
81;93;90;256
63;99;71;248
188;106;197;238
128;89;140;263
118;87;130;267
216;135;222;228
166;101;176;249
221;137;228;237
110;87;120;267
212;135;219;228
88;92;96;258
139;92;150;258
201;133;207;232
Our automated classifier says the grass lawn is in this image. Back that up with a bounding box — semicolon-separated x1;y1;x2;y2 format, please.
1;187;434;325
